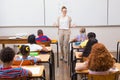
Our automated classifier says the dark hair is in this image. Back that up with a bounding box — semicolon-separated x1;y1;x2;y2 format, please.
82;38;98;57
28;34;36;44
61;6;67;10
37;29;43;36
0;47;15;63
19;45;30;56
87;32;96;39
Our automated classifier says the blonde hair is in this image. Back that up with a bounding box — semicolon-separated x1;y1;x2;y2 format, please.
80;27;86;33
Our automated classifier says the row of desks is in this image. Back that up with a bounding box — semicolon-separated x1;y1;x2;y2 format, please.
0;36;56;80
0;36;59;67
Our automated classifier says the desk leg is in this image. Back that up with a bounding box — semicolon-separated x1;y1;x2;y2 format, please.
52;50;55;80
50;50;55;80
68;42;71;65
117;42;120;62
2;44;5;48
57;43;59;67
49;59;52;80
70;47;73;77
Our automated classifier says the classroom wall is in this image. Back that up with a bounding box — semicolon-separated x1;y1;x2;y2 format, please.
0;26;119;52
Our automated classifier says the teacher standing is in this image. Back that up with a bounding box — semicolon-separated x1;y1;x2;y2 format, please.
57;6;72;63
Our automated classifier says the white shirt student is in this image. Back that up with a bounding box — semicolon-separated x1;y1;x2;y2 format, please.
27;34;48;52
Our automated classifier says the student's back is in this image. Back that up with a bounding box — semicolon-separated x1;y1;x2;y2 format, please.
27;34;48;52
0;67;28;78
0;47;32;78
88;43;117;74
36;29;51;42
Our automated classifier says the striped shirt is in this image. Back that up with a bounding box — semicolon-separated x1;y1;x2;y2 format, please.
0;66;28;78
36;34;51;42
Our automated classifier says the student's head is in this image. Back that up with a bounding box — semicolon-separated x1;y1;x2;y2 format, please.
28;34;36;44
61;6;67;15
19;45;30;56
0;47;15;64
80;27;86;33
87;32;96;39
83;38;98;57
88;43;114;71
37;29;43;36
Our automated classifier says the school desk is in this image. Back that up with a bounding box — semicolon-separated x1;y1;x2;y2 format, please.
12;65;45;79
36;54;55;80
0;36;59;67
71;63;120;80
69;44;84;77
22;65;45;79
15;51;55;80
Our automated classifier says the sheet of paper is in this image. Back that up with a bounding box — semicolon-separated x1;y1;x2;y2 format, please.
22;67;40;74
9;37;16;39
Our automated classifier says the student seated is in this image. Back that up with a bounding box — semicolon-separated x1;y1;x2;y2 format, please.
27;34;48;52
0;47;32;78
75;43;118;74
79;32;96;48
36;29;51;43
15;45;41;63
78;38;98;57
70;27;87;45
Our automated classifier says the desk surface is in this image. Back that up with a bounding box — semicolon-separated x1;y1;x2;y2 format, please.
22;65;44;77
16;54;50;62
0;36;27;44
75;52;83;59
0;36;58;44
76;63;120;74
36;54;50;62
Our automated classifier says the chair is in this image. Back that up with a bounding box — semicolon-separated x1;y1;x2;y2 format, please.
0;76;27;80
88;71;120;80
13;60;34;66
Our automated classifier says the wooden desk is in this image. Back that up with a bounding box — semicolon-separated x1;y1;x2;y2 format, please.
75;52;83;59
71;63;120;80
15;53;54;80
75;63;120;74
35;54;50;62
22;65;45;78
0;36;27;48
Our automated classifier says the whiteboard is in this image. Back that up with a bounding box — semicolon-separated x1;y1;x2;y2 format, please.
45;0;107;26
45;0;59;26
0;0;44;26
108;0;120;25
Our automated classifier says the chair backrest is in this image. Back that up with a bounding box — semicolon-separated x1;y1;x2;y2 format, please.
0;76;27;80
37;41;51;46
88;71;120;80
13;60;34;66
